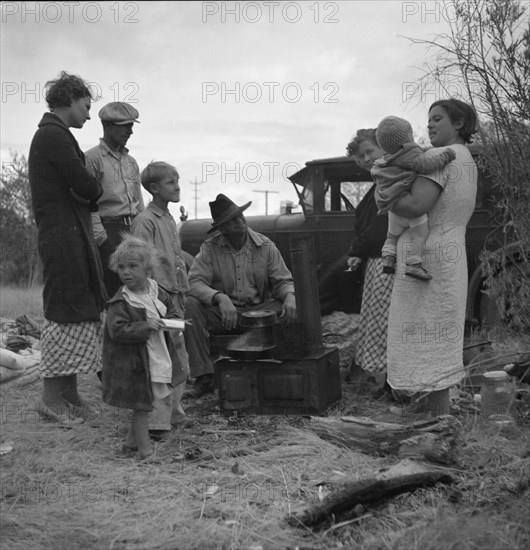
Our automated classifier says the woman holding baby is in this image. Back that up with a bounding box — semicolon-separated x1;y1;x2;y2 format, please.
385;99;479;417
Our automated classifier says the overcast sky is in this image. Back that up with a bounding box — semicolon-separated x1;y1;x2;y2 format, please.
1;1;459;220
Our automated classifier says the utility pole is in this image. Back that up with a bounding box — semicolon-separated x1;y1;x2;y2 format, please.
253;190;279;215
190;178;201;219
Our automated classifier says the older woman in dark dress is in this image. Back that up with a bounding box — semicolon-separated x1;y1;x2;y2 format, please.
346;129;392;391
29;71;107;422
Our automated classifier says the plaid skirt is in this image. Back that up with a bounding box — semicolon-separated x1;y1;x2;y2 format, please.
40;320;102;378
355;257;394;373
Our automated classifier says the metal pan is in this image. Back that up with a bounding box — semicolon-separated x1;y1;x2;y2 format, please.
226;345;276;361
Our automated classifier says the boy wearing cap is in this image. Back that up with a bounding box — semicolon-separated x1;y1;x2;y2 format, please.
85;102;144;297
372;116;455;280
184;194;297;398
131;161;191;436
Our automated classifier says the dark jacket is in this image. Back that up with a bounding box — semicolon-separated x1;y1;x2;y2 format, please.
101;286;187;411
348;183;388;260
28;113;107;322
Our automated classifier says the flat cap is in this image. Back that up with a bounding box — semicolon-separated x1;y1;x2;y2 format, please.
98;102;140;125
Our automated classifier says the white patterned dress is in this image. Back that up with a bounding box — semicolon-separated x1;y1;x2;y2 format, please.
387;144;477;392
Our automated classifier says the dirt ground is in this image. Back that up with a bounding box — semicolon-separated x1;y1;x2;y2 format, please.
0;317;529;550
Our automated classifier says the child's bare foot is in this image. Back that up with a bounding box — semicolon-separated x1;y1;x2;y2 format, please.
137;439;153;457
125;428;137;450
121;444;138;455
130;409;152;458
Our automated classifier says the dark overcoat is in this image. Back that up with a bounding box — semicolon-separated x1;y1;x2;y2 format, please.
347;183;388;260
28;112;107;323
101;287;187;411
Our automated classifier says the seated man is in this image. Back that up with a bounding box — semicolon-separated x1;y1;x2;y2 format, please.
184;194;297;398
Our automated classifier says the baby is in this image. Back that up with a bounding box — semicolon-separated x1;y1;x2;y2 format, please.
372;115;455;280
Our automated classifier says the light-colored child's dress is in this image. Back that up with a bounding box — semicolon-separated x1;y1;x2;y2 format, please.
122;279;172;400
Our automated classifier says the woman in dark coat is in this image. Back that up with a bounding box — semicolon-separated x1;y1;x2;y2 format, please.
28;71;107;421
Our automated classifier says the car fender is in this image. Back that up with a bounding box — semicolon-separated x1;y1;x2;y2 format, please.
466;241;523;325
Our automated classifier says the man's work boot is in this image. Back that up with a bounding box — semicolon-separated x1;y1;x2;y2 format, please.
148;430;170;442
183;374;216;399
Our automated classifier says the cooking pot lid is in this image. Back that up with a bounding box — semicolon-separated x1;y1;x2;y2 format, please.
239;310;278;328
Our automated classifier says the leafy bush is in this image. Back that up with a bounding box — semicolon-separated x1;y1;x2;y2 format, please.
406;0;530;330
0;152;41;285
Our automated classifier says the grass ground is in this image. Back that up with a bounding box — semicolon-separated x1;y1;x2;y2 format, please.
1;367;528;550
0;284;43;323
0;286;529;550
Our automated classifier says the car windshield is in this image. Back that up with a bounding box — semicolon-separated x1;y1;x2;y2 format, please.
298;182;314;213
289;158;373;215
325;180;373;211
295;178;372;214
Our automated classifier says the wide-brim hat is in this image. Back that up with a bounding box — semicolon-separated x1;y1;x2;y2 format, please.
99;102;140;125
207;194;251;233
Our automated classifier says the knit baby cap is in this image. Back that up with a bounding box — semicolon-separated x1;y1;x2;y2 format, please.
376;116;414;154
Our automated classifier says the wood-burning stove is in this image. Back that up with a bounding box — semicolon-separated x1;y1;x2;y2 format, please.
215;236;342;416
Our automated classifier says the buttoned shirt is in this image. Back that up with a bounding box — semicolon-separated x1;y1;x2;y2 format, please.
131;202;190;296
85;138;144;244
188;228;294;307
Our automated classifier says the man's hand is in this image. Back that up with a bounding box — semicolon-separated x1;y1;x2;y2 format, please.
280;294;297;324
346;256;362;271
216;294;238;331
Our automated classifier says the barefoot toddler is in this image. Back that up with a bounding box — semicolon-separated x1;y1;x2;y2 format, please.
101;235;187;460
372;116;456;280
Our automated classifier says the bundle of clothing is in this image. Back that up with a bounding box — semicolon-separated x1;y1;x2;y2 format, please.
0;315;42;387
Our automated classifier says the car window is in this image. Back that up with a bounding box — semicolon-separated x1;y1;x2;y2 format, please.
299;183;314;213
291;168;315;214
324;180;373;212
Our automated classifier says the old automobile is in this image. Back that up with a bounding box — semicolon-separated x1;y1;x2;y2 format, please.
179;151;519;328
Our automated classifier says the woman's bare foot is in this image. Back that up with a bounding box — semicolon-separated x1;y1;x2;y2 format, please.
63;399;101;421
36;400;82;424
135;449;163;464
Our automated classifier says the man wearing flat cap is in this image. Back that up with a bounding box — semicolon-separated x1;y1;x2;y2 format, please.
184;194;297;398
85;102;144;297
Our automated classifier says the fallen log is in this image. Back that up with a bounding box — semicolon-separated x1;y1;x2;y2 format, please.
308;415;460;464
288;470;453;528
